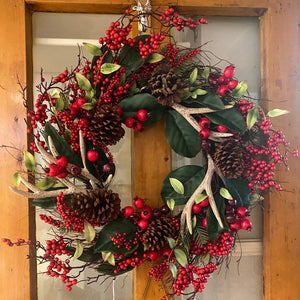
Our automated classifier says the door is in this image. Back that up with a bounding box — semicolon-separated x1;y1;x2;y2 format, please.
0;1;299;300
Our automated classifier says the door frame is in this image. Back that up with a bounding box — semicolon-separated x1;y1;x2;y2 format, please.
0;1;299;299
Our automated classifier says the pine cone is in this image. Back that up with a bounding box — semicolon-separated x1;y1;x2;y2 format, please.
214;138;244;179
149;65;183;106
90;104;125;146
70;188;121;224
143;217;177;251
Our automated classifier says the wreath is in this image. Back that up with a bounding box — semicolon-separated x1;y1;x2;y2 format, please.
3;7;298;299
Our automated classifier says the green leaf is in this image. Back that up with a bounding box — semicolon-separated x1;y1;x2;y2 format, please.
102;252;115;265
246;107;259;129
146;53;164;63
81;102;96;110
250;193;261;202
32;194;71;209
167;238;176;249
169;178;184;195
55;96;65;111
83;42;102;56
119;93;165;126
195;89;207;96
44;122;83;167
120;73;126;85
192;215;197;229
75;73;92;91
67;245;102;263
189;68;198;85
267;108;289;117
169;263;178;277
12;172;21;187
182;90;191;101
161;166;205;205
101;63;121;75
84;221;96;243
202;67;210;79
165;110;201;158
195;193;207;204
94;218;138;254
73;242;83;260
36;177;55;190
198;92;224;110
85;89;95;102
63;123;72;141
174;249;188;267
219;188;232;200
232;80;248;98
24;151;36;172
225;177;250;207
167;198;175;211
204;107;247;133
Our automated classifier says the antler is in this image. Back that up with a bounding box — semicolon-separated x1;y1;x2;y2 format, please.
171;103;233;142
180;154;224;236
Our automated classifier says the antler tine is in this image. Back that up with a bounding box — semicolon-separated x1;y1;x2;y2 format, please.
35;138;56;164
180;154;224;236
104;174;113;188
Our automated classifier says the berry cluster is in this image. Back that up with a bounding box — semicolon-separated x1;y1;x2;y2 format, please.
138;33;165;59
110;232;141;251
2;238;31;247
114;255;143;274
148;260;170;281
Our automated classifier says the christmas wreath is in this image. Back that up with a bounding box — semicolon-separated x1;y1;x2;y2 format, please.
3;7;298;299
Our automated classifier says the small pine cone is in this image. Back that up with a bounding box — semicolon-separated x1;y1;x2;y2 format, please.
90;104;125;146
143;217;177;251
70;188;121;224
214;138;244;179
149;65;183;106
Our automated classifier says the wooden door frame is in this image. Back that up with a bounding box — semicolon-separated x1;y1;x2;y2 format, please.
0;1;299;299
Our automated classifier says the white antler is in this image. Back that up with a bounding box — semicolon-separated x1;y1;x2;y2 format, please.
180;154;224;236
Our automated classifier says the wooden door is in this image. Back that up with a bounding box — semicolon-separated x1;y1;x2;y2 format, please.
0;1;299;300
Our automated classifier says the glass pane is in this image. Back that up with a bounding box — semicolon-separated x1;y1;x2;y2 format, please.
33;13;132;300
173;16;263;300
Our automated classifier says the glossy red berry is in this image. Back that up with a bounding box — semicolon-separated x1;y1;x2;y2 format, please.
48;164;60;177
236;207;249;219
78;118;89;129
199;128;210;139
133;120;143;131
116;106;123;116
101;162;115;174
200;197;209;207
133;197;144;209
202;217;207;228
87;150;99;162
124;117;136;128
240;219;252;231
223;65;235;78
56;156;68;167
146;250;160;261
57;167;68;178
199;117;210;129
163;247;172;257
218;75;228;85
75;97;87;108
192;203;202;214
229;221;241;231
228;80;238;90
217;125;228;133
137;219;149;230
123;206;135;218
141;205;152;220
136;109;150;122
217;85;230;97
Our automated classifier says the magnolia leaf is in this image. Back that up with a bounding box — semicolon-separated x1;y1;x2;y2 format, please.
120;73;126;85
195;88;207;96
63;123;72;141
55;96;65;111
12;172;21;187
182;89;191;101
267;108;289;118
202;67;210;79
84;221;96;243
83;42;102;56
73;242;83;260
189;68;198;85
250;193;261;202
81;102;96;110
36;177;55;190
219;188;232;200
195;193;207;204
174;249;188;267
169;178;184;195
191;90;198;99
146;53;164;63
101;63;121;75
24;151;37;172
75;73;92;91
101;251;110;261
232;80;248;98
192;215;197;229
167;198;175;211
167;237;176;249
50;89;60;99
107;253;115;266
246;107;259;129
169;263;178;278
85;89;95;102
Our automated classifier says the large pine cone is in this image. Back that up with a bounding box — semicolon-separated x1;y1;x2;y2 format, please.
143;217;177;251
214;138;244;179
90;104;125;146
148;65;183;106
70;188;121;224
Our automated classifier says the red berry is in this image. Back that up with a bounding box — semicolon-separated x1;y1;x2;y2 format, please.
223;65;235;78
137;219;149;230
56;156;68;167
200;197;209;207
163;247;172;257
199;117;210;129
136;109;150;122
101;162;115;174
240;219;252;231
216;125;228;133
133;197;144;209
57;167;68;178
87;150;99;162
229;221;241;231
141;205;152;220
75;97;87;108
146;250;160;261
48;164;60;177
217;85;230;97
202;217;207;228
236;207;249;219
199;128;210;139
228;80;238;90
70;165;81;177
78;118;89;128
200;139;211;151
192;203;202;214
123;206;135;218
218;75;228;85
133;120;143;131
116;106;123;116
124;117;136;128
